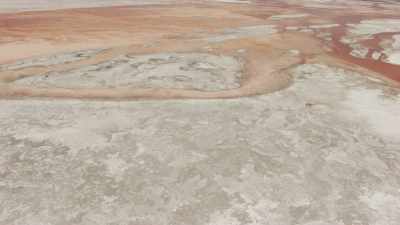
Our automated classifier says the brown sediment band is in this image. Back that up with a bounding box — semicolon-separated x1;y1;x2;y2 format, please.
0;37;304;100
0;2;399;100
329;27;400;83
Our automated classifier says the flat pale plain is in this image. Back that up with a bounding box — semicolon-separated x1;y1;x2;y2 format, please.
0;1;400;225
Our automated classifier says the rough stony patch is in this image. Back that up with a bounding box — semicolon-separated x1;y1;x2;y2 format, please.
1;64;399;225
14;53;243;91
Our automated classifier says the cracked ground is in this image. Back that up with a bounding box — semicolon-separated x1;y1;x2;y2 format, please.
0;1;399;225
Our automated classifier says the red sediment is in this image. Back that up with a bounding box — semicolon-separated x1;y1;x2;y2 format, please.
329;26;400;82
295;10;400;83
1;1;400;84
256;3;400;83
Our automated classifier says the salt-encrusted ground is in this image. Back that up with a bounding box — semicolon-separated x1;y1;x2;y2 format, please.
1;64;399;225
0;1;400;225
14;53;243;91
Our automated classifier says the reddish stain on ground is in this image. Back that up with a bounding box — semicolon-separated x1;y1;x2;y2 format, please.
362;32;400;62
1;1;400;83
330;26;400;82
297;10;400;83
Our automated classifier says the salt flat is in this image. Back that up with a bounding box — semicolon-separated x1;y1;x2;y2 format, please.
0;1;400;225
1;64;399;225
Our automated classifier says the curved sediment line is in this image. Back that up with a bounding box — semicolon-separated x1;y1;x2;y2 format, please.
1;2;400;100
0;45;301;100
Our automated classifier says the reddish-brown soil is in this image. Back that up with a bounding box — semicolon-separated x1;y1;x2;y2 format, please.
0;1;399;100
329;27;400;83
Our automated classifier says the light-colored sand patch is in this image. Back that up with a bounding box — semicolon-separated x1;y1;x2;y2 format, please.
309;24;340;29
385;52;400;65
215;0;250;3
349;44;369;59
391;34;400;49
285;26;300;31
207;25;277;42
342;87;400;140
383;35;400;65
372;51;382;60
270;14;309;20
347;19;400;36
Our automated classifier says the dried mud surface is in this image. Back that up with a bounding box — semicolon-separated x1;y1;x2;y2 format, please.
0;1;400;225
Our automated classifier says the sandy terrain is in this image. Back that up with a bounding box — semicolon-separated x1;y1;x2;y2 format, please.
0;1;400;225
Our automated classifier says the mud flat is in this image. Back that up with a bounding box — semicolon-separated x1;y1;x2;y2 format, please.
0;49;105;71
1;1;400;225
1;64;399;225
14;53;243;91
